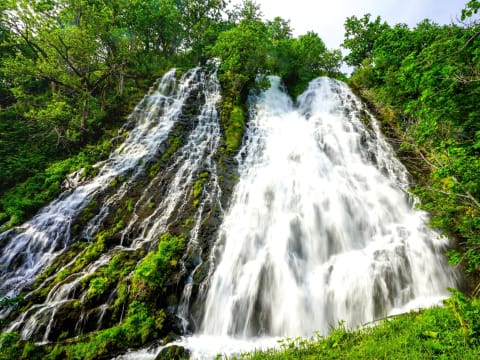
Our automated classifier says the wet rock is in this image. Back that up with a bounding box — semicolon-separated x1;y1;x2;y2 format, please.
155;345;190;360
192;262;210;286
44;299;81;341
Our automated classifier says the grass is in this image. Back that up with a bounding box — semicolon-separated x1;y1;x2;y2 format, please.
235;293;480;359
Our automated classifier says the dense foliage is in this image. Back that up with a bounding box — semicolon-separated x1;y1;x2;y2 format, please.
0;0;341;227
342;2;480;292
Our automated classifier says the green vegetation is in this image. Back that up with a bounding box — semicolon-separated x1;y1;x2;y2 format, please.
342;2;480;286
207;1;341;156
40;301;166;360
193;171;210;207
0;0;342;224
132;232;185;297
46;232;186;359
224;106;246;154
0;135;116;229
239;292;480;359
161;134;184;163
0;0;226;227
83;251;138;306
0;232;185;359
269;26;344;98
1;0;480;358
2;291;479;359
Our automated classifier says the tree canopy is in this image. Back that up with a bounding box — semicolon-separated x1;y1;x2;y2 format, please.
0;0;342;225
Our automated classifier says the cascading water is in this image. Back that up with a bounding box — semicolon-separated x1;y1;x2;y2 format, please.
0;67;458;359
0;67;224;342
0;68;181;299
171;76;457;358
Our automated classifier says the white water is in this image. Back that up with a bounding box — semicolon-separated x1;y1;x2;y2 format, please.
0;68;184;299
1;71;457;358
1;67;223;341
185;76;456;357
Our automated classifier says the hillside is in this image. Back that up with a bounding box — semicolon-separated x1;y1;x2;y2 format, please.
1;1;479;359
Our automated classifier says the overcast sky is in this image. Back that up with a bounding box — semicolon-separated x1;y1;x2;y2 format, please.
248;0;466;49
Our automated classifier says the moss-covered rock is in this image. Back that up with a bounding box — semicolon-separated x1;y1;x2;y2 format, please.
155;345;190;360
224;105;245;155
131;233;185;302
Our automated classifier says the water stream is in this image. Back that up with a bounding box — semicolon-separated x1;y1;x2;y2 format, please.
1;67;223;342
165;76;456;359
0;70;457;359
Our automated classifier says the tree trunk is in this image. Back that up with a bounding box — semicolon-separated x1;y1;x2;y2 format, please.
81;96;88;130
118;63;125;96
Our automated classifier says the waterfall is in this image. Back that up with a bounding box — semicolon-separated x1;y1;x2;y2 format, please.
0;68;180;299
0;68;458;358
0;67;223;342
178;76;456;357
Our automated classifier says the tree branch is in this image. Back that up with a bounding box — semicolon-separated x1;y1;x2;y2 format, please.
46;35;91;88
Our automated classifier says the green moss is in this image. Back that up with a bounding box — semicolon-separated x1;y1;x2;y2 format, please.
193;181;203;200
9;242;91;315
70;219;125;273
224;105;245;155
0;333;21;360
149;163;161;177
147;126;186;177
111;281;130;321
38;294;166;360
125;199;134;212
0;332;45;360
192;171;210;207
81;165;99;179
33;242;89;287
78;199;98;223
82;250;139;306
85;277;109;302
132;232;185;297
160;135;183;162
182;217;193;228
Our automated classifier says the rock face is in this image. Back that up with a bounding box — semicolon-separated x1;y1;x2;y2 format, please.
0;66;242;349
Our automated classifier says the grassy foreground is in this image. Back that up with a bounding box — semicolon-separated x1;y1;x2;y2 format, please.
236;292;479;360
0;294;479;359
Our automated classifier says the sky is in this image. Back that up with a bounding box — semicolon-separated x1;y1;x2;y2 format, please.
245;0;467;49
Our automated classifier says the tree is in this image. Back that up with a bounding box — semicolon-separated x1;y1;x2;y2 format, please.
342;14;389;67
210;16;270;99
179;0;228;61
0;2;14;107
462;0;480;21
270;31;342;98
266;16;293;41
344;8;480;278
